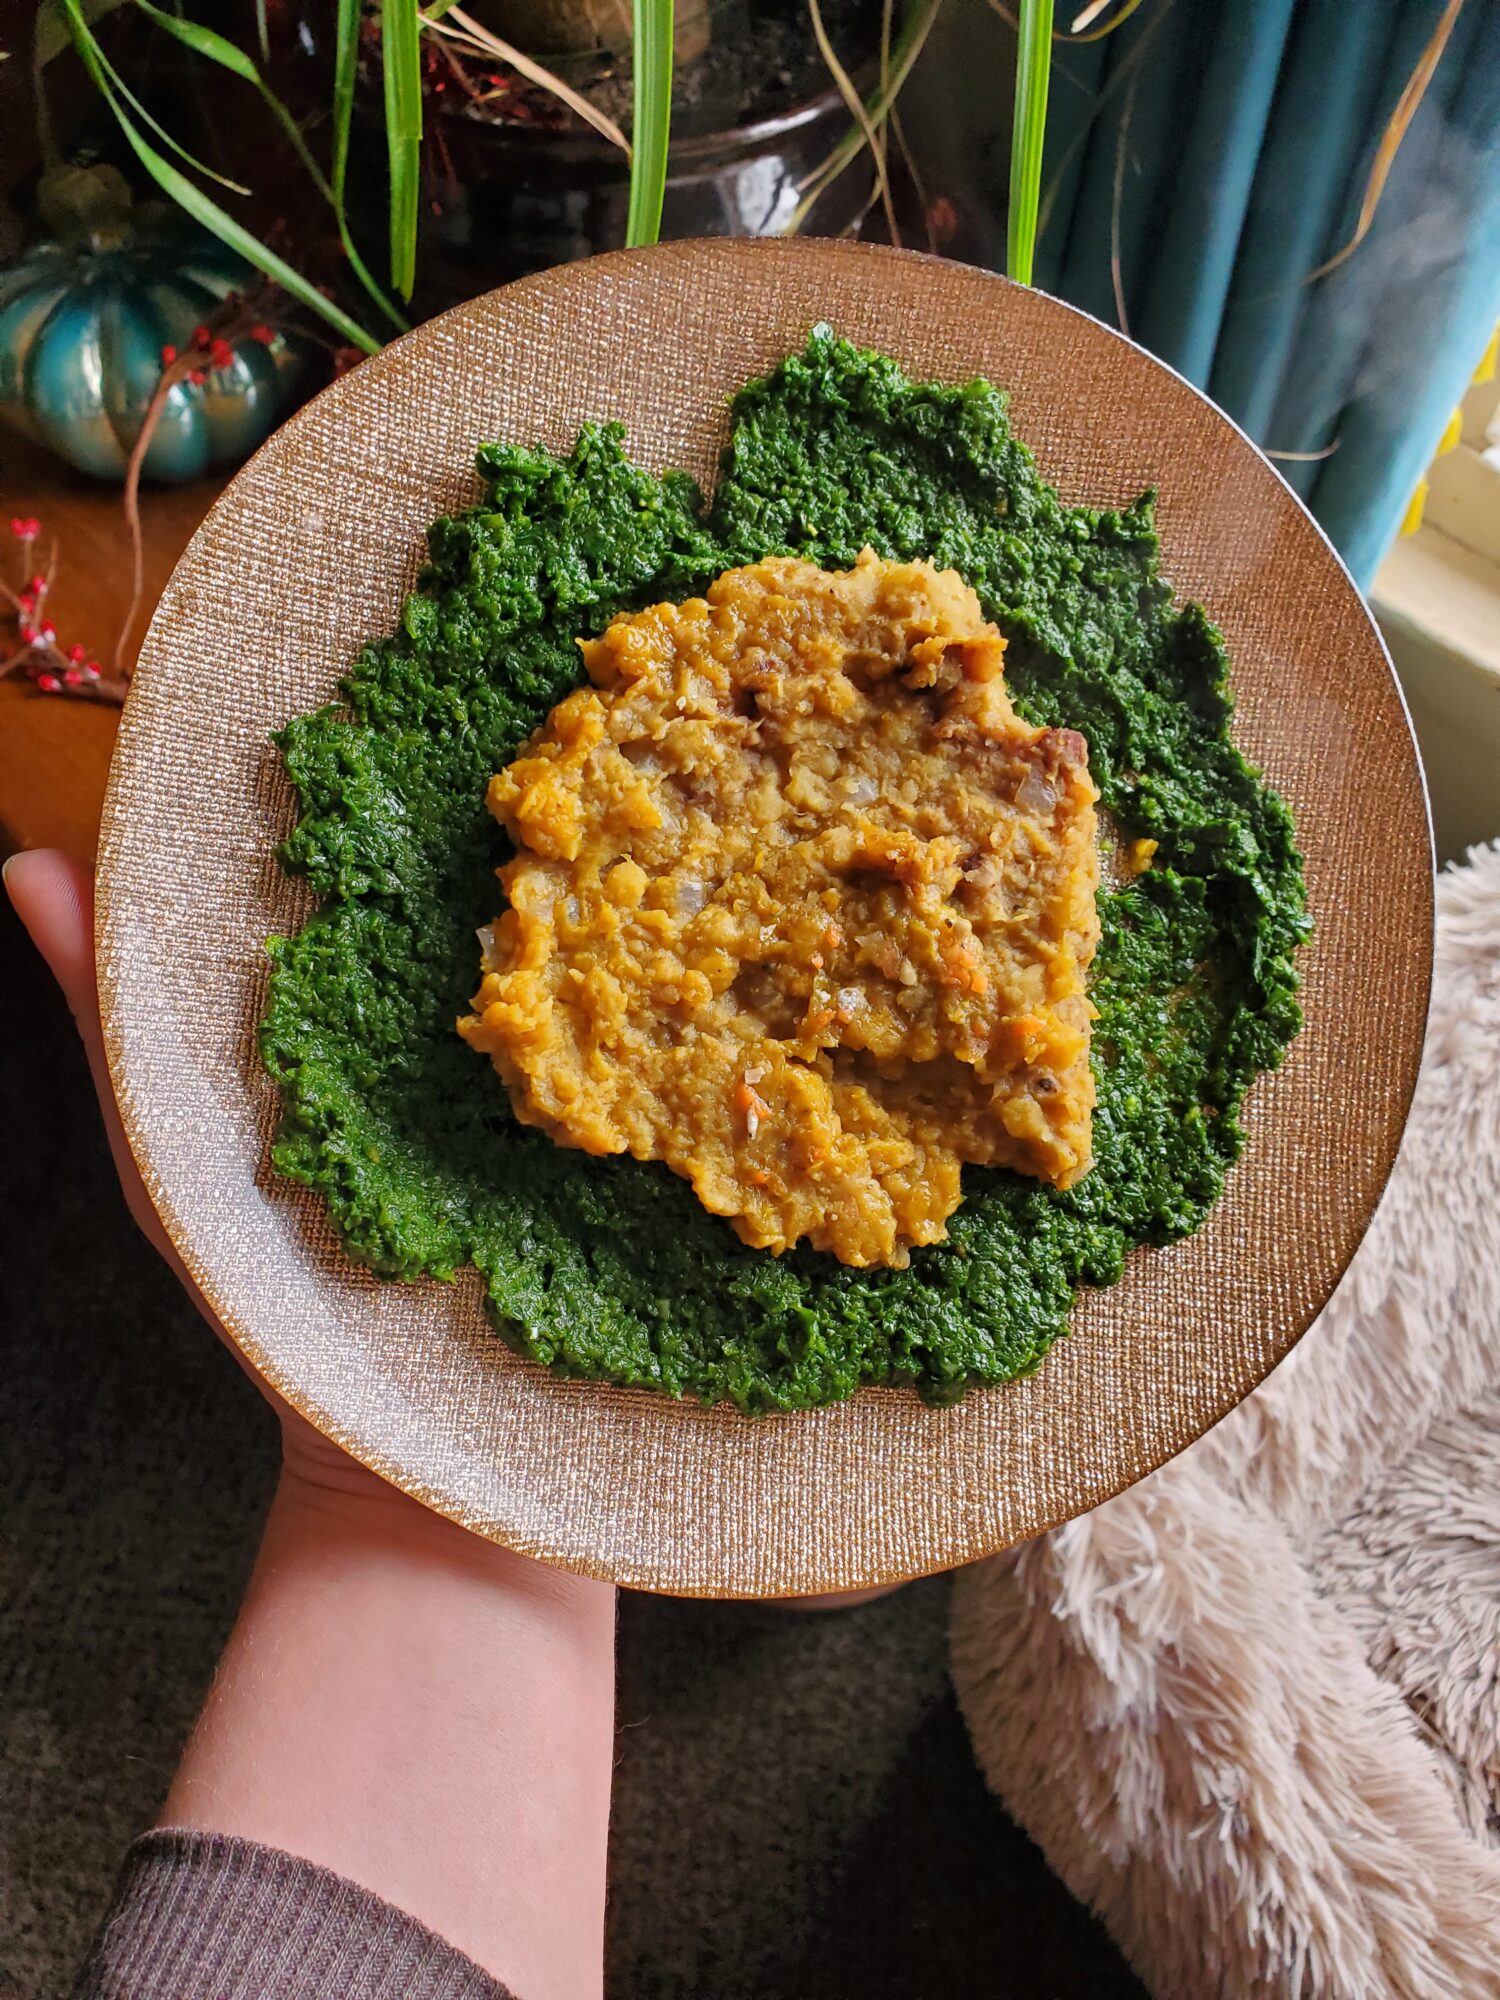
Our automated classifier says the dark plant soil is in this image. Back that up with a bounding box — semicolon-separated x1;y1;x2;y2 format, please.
433;0;877;140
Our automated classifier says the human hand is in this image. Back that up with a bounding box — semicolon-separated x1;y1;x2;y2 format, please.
7;845;615;1998
5;847;414;1508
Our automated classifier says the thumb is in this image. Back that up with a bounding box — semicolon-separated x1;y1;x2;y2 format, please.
6;847;178;1262
6;849;301;1421
4;849;98;1040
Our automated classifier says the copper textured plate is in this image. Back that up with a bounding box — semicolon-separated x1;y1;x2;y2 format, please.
95;240;1431;1596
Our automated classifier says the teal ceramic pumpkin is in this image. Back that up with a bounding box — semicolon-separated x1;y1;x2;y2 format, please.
0;186;308;483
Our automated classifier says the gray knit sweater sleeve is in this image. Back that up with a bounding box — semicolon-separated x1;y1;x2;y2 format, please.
73;1830;514;1999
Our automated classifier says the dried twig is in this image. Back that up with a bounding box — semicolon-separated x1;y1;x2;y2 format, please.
1110;69;1138;335
424;6;631;157
1307;0;1464;282
116;281;283;667
809;0;899;244
1;521;129;706
987;0;1150;43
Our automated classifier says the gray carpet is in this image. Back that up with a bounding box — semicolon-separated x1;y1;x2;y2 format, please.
0;896;1144;1999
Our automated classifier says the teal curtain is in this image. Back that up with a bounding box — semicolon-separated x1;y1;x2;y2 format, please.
1023;0;1500;587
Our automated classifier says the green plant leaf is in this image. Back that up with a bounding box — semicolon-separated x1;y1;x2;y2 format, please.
381;0;422;300
62;0;381;353
132;0;407;334
61;2;252;193
1007;0;1053;284
254;0;269;62
131;0;259;84
34;0;126;70
329;0;409;329
333;0;359;206
625;0;672;249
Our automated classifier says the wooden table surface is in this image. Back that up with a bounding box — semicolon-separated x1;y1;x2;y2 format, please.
0;432;229;864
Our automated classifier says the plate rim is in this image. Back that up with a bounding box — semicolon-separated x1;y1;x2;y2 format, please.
94;236;1434;1595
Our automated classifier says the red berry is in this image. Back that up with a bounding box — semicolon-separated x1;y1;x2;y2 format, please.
189;368;207;386
9;518;23;538
24;518;39;539
249;323;275;345
210;338;235;370
161;343;178;365
39;622;56;644
84;662;101;681
29;574;47;595
67;643;85;663
63;667;82;687
18;594;33;614
191;323;211;347
36;672;60;693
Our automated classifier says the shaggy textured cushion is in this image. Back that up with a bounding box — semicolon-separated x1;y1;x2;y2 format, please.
952;842;1500;2000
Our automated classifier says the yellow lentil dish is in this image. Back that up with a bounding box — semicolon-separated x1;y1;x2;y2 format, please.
459;551;1100;1268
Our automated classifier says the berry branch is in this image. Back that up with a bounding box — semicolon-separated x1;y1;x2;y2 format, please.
3;285;287;706
117;280;283;667
0;519;122;704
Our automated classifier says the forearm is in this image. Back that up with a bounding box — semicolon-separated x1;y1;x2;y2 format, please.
160;1470;616;2000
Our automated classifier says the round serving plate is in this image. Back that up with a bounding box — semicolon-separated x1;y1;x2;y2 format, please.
95;238;1432;1597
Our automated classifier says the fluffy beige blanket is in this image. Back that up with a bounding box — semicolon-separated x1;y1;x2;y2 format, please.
952;842;1500;2000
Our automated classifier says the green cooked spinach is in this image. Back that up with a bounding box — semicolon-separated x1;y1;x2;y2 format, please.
261;326;1308;1411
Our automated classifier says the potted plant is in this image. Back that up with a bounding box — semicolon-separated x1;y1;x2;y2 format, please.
380;0;886;315
33;0;910;351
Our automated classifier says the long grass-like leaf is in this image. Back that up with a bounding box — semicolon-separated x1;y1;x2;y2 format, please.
62;0;381;352
1007;0;1053;284
809;0;896;243
787;0;942;232
1035;0;1169;241
254;0;269;61
891;106;934;250
65;4;251;193
34;0;126;71
131;0;260;84
381;0;423;299
35;0;97;169
133;0;407;333
1108;67;1137;332
428;8;630;157
328;0;406;329
333;0;359;201
985;0;1148;43
626;0;672;247
1066;0;1146;39
1308;0;1464;281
